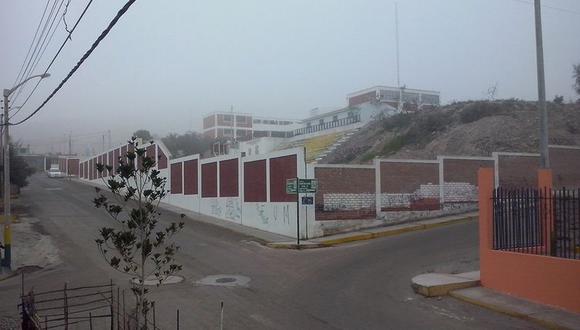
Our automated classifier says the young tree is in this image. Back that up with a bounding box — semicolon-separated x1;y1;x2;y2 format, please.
93;137;184;329
132;129;153;141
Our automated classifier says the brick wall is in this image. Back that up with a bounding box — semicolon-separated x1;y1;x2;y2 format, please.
269;155;297;202
550;147;580;188
498;155;539;188
348;91;376;107
201;162;218;197
380;162;440;211
444;159;494;185
219;158;239;197
315;167;376;220
183;159;198;195
170;162;183;194
244;160;267;202
67;159;79;176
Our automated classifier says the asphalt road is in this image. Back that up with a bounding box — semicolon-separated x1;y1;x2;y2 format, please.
0;174;539;329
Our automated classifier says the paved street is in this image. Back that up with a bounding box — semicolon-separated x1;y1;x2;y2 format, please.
0;174;539;329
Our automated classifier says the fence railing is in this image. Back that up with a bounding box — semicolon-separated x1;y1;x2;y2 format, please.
492;187;580;260
293;114;360;137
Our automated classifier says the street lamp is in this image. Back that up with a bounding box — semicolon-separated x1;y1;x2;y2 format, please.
1;72;50;271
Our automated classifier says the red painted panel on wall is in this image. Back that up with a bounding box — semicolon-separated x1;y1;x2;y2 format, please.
113;149;120;173
269;154;297;202
146;144;155;158
219;159;239;197
158;147;168;169
244;160;267;202
121;145;128;164
201;162;218;197
170;162;183;194
97;155;103;178
183;159;198;195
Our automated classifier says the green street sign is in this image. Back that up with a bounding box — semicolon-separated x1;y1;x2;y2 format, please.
298;179;318;193
286;178;297;194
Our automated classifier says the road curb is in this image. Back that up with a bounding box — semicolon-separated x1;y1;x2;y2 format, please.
448;290;573;330
315;215;477;248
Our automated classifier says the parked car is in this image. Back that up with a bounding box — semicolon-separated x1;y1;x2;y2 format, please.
47;168;66;178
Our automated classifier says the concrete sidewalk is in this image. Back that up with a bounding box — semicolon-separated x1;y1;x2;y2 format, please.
412;271;580;329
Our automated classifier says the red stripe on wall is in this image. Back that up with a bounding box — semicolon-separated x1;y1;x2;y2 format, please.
244;160;267;202
269;154;297;202
219;158;239;197
170;162;183;194
201;162;218;197
183;159;198;195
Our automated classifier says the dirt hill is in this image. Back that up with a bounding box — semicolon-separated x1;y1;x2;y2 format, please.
322;100;580;164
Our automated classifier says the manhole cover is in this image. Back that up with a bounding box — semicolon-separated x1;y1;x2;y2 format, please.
195;275;250;287
130;275;184;286
216;277;236;283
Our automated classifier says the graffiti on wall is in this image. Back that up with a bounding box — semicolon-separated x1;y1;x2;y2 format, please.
256;204;291;225
225;198;242;221
209;199;223;218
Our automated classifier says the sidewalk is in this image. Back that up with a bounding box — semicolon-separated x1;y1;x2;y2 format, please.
412;271;580;329
159;199;477;249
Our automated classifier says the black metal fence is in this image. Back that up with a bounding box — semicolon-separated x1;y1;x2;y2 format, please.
492;187;580;259
292;114;360;137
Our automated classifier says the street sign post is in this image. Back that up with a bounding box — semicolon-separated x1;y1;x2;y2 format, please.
287;178;318;246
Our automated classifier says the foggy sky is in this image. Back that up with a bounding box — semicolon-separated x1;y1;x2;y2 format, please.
1;0;579;155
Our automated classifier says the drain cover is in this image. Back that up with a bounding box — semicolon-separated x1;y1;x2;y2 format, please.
131;275;184;286
196;275;250;287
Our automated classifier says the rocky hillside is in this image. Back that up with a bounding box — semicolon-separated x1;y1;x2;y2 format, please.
322;100;580;164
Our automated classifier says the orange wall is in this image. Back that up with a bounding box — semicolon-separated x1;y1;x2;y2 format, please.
478;168;580;314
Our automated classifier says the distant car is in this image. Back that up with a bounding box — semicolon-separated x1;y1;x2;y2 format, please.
47;168;66;178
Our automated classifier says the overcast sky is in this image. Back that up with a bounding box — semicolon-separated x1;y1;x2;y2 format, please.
1;0;579;154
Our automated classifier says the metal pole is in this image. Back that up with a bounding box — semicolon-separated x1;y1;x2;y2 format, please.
296;177;300;247
534;0;549;168
2;93;11;270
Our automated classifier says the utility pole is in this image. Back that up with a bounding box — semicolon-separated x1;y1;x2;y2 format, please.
2;92;11;270
107;130;111;149
534;0;549;168
68;133;72;155
102;134;105;153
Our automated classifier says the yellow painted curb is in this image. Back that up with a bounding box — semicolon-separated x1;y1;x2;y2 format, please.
321;216;476;247
449;291;568;330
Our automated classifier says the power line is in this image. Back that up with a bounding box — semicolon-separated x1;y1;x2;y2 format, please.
10;0;65;105
12;0;60;96
511;0;580;16
10;0;95;120
9;0;138;126
10;0;51;90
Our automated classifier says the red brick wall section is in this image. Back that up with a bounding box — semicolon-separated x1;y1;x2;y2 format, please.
315;167;376;220
91;158;96;180
550;147;580;188
219;158;239;197
113;149;120;173
84;162;88;179
201;162;218;197
380;162;440;211
203;115;215;129
444;159;494;185
121;145;128;164
170;162;183;194
380;162;439;193
183;159;198;195
348;91;376;107
269;154;297;202
67;159;80;176
97;155;103;178
244;160;267;202
498;155;539;188
157;146;168;169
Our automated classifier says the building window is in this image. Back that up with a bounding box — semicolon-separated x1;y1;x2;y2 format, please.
222;115;233;122
236;115;248;123
253;119;261;124
333;115;338;121
306;122;311;128
319;119;324;125
347;111;354;118
223;129;233;136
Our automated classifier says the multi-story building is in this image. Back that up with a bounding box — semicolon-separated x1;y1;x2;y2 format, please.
202;112;301;141
347;85;440;111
